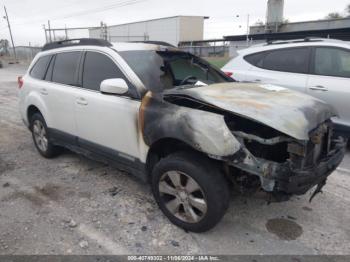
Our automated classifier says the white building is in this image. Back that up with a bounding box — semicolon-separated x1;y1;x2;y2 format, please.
89;16;207;46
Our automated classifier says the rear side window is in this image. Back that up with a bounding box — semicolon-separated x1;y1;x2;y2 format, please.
52;52;81;86
261;48;310;74
245;48;310;74
30;55;51;80
244;52;265;68
82;52;129;91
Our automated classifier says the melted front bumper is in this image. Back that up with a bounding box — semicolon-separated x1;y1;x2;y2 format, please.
230;136;347;197
274;138;346;195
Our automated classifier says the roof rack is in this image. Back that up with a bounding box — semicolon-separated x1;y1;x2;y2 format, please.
266;37;324;45
42;38;112;51
129;41;176;47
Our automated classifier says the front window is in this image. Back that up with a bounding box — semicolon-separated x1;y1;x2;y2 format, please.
82;51;130;91
314;47;350;78
119;50;232;92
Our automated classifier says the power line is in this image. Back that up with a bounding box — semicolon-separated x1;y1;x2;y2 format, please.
8;0;148;28
56;0;146;20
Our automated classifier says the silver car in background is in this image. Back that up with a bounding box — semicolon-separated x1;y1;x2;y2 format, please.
223;38;350;137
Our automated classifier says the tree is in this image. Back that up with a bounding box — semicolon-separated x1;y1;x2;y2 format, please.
325;12;343;19
346;4;350;16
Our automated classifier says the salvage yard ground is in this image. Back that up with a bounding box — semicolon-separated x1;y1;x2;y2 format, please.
0;64;350;255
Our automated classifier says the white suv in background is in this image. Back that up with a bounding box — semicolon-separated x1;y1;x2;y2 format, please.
223;38;350;136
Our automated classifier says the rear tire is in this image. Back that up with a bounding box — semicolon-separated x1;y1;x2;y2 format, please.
151;151;230;232
30;113;60;158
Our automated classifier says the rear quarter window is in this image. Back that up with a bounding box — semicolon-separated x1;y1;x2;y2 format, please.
244;52;265;68
244;47;310;74
30;55;52;80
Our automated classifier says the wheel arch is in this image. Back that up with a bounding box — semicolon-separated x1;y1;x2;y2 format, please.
146;137;206;180
25;92;51;128
27;105;41;128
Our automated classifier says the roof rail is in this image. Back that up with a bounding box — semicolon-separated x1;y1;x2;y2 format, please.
129;41;176;47
42;38;112;51
266;37;324;46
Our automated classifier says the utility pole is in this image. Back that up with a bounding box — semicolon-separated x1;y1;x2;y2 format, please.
246;14;250;45
65;25;68;40
42;24;48;43
100;21;107;41
29;42;33;61
48;20;52;42
3;6;17;61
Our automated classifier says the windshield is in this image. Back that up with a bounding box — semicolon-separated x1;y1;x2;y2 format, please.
119;50;233;92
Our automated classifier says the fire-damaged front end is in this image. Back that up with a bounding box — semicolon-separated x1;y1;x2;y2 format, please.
141;82;347;201
225;118;346;200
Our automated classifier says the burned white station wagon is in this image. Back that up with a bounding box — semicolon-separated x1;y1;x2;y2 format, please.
19;39;347;232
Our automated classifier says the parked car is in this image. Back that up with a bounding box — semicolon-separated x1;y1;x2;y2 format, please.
223;38;350;137
19;38;346;232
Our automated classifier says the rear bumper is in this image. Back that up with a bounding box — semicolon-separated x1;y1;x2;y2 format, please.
274;138;346;195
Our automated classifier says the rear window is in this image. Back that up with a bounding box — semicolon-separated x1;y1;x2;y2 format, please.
52;52;81;86
244;48;310;74
262;48;309;73
30;55;52;80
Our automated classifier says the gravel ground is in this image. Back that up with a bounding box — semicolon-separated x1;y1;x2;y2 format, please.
0;64;349;255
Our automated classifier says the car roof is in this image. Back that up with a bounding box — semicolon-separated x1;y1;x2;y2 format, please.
238;38;350;55
39;39;180;56
111;42;179;52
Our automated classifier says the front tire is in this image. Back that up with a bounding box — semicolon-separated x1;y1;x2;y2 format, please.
151;151;230;232
30;113;60;158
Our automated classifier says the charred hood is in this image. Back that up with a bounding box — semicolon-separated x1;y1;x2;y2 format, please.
163;83;336;141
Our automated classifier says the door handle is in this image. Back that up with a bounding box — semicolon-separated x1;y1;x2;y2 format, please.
309;85;328;91
76;97;88;105
40;88;48;95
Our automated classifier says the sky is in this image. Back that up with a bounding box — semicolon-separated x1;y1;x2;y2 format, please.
0;0;349;46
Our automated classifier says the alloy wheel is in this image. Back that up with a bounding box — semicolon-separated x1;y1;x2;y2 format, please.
158;171;207;223
33;120;48;152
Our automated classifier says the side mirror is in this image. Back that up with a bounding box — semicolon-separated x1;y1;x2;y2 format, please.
100;78;128;95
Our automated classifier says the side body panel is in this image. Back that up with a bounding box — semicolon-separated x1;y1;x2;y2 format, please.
244;66;309;94
222;56;253;82
141;93;241;158
307;75;350;128
74;90;149;163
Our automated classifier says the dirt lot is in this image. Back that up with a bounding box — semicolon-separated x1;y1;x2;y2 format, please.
0;64;350;255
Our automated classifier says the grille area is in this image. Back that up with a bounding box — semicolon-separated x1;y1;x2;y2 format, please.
291;122;331;170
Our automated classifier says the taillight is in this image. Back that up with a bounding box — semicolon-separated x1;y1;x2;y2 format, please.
18;76;23;89
225;72;233;77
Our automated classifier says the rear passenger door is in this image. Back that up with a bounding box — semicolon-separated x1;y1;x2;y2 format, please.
307;46;350;128
244;47;311;93
44;51;82;142
74;51;142;164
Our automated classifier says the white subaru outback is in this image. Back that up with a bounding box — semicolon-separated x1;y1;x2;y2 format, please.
19;38;346;232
